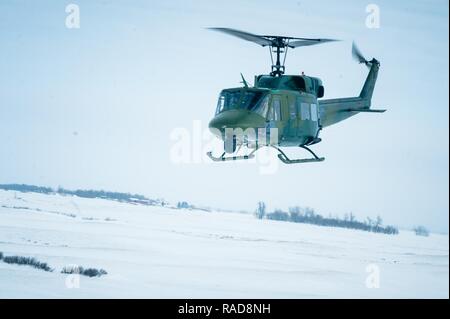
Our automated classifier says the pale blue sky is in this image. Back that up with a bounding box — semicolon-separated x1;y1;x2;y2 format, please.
0;0;448;232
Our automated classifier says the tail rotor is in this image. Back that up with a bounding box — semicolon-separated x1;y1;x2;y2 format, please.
352;41;378;68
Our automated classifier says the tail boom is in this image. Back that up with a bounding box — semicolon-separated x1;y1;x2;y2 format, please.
319;59;382;128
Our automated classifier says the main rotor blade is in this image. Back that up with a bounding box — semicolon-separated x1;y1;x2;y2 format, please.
288;38;339;48
352;41;367;64
209;27;339;50
207;27;273;47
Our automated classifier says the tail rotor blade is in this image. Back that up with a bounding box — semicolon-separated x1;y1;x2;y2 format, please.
352;41;368;65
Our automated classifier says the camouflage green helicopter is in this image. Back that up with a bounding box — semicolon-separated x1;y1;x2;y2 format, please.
207;28;385;164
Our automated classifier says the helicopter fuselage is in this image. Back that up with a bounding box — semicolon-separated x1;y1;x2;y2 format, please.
209;74;324;150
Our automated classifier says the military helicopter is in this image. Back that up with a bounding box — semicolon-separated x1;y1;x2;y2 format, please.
206;27;385;164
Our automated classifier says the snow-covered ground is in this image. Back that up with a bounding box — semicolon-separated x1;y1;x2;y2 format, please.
0;189;448;298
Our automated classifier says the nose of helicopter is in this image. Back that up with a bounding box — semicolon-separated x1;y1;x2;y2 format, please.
208;110;265;138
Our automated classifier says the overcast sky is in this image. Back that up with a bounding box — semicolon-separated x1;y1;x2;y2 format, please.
0;0;448;232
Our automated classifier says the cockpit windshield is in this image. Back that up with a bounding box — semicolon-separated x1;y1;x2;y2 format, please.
215;90;267;115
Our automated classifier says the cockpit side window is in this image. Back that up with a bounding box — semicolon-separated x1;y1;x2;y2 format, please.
240;91;264;110
254;95;269;117
228;92;240;108
215;91;239;114
216;94;225;114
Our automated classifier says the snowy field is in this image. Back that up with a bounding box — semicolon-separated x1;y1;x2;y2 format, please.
0;189;448;298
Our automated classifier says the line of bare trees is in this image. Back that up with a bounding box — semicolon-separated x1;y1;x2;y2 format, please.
255;202;399;235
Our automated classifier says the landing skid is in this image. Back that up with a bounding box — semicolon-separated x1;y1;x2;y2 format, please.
274;145;325;164
207;145;324;164
206;148;258;162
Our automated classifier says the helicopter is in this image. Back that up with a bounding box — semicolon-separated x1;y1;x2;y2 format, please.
206;28;385;164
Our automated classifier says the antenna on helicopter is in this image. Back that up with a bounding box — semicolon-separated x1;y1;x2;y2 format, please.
208;27;339;76
240;73;249;88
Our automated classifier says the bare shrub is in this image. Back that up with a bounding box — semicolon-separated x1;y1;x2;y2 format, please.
414;226;430;237
2;255;53;272
61;265;107;277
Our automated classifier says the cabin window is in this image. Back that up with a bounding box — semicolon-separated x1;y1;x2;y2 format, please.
271;97;282;121
310;103;318;121
268;107;274;120
289;99;296;120
300;102;310;120
296;98;301;118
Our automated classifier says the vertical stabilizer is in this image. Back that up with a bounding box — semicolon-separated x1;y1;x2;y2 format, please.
359;59;380;103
